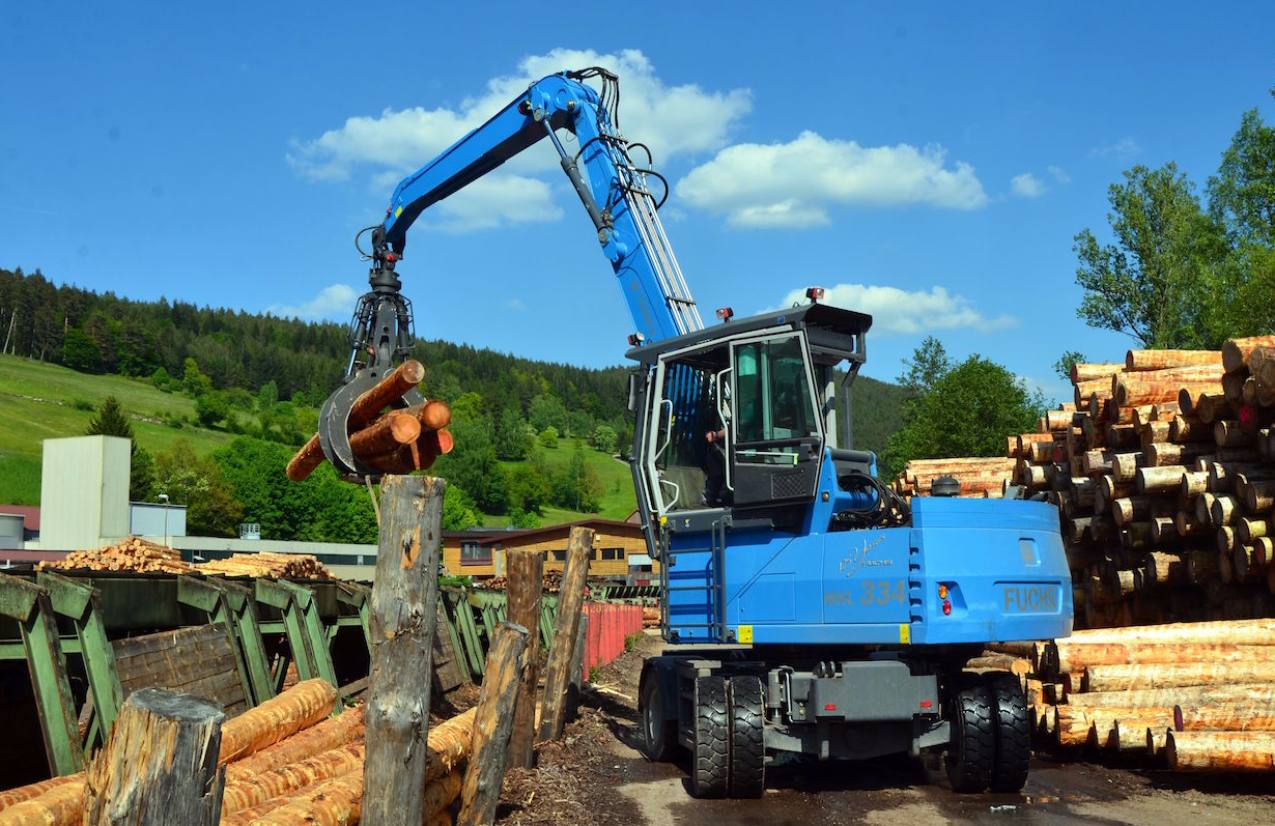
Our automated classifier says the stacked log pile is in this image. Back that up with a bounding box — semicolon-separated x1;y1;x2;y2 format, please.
0;679;474;825
996;618;1275;772
286;360;455;482
36;537;194;575
893;456;1015;498
200;553;332;581
478;569;574;594
900;340;1275;629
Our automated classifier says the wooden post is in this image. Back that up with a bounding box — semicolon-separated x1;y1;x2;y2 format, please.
457;622;529;826
538;526;593;743
84;688;226;826
505;549;544;769
362;475;445;826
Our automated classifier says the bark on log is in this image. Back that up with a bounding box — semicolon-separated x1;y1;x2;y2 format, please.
1067;618;1275;645
1083;662;1275;693
0;775;79;814
222;743;363;814
248;770;363;826
1135;465;1189;494
505;550;544;770
83;689;225;826
1166;731;1275;772
1122;378;1222;408
456;622;529;826
363;475;445;826
538;526;593;743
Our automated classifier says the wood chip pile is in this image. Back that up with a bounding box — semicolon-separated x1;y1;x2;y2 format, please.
199;552;333;581
899;340;1275;629
0;679;474;825
987;618;1275;773
36;537;194;575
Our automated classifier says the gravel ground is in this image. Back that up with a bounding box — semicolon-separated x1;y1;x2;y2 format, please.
496;633;1275;826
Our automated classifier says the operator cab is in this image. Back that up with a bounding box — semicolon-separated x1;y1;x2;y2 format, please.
627;299;873;538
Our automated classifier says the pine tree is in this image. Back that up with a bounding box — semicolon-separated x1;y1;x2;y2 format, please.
86;395;132;438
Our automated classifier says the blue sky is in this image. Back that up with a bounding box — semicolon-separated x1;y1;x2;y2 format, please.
2;3;1272;402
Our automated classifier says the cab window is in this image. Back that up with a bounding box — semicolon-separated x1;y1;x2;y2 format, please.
734;336;819;443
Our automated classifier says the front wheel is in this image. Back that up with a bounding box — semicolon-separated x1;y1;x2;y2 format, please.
639;669;679;762
946;682;995;793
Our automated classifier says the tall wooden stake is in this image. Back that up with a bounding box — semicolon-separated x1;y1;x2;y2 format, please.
362;475;445;826
538;526;593;743
84;688;226;826
505;549;544;769
457;622;529;826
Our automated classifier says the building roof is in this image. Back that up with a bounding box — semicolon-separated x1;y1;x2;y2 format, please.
444;518;643;548
0;505;40;532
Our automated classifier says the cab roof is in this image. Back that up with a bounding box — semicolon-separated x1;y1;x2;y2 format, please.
624;301;872;365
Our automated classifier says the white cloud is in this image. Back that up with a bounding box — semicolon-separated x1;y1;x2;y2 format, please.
677;131;987;228
776;283;1017;336
1047;165;1071;184
506;297;527;312
269;284;360;321
288;48;751;185
1089;137;1141;159
1010;172;1046;198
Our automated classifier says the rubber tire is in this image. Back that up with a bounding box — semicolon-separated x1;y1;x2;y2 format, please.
946;681;995;793
639;670;679;762
691;676;730;798
987;673;1031;792
728;675;765;798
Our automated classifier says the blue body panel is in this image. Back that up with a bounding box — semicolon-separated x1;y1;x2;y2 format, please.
665;451;1072;647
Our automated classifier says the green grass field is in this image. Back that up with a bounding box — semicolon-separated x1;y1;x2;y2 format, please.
0;355;236;504
489;438;636;527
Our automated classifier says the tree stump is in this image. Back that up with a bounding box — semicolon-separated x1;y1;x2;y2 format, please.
362;475;445;826
505;549;544;769
457;622;529;826
83;688;226;826
538;526;593;743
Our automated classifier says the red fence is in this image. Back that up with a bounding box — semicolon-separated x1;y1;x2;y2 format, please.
581;603;643;680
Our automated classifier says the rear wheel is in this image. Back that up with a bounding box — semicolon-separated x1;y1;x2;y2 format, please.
987;674;1031;792
691;676;730;798
727;675;765;798
946;681;994;793
639;670;679;762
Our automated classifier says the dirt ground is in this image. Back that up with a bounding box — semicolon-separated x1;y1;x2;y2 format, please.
497;633;1275;826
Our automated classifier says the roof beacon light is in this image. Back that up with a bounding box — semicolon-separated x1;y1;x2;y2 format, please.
806;286;825;303
627;332;646;347
716;306;734;322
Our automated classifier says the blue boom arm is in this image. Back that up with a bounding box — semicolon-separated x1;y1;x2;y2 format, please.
377;69;702;343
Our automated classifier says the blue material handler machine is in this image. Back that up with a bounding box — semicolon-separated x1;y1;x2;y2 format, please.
315;68;1072;798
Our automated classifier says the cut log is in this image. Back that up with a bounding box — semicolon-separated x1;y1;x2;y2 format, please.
456;623;529;826
363;475;445;826
0;780;85;826
348;411;422;458
225;706;364;782
219;679;337;764
1065;618;1275;646
1072;362;1124;384
1174;703;1275;732
1066;683;1275;709
222;743;363;815
1135;465;1189;494
1166;731;1275;772
1050;642;1275;674
1224;336;1275;373
83;689;225;826
1125;350;1222;372
287;359;426;482
1083;661;1275;693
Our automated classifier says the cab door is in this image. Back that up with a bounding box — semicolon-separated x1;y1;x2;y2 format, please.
729;333;825;508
